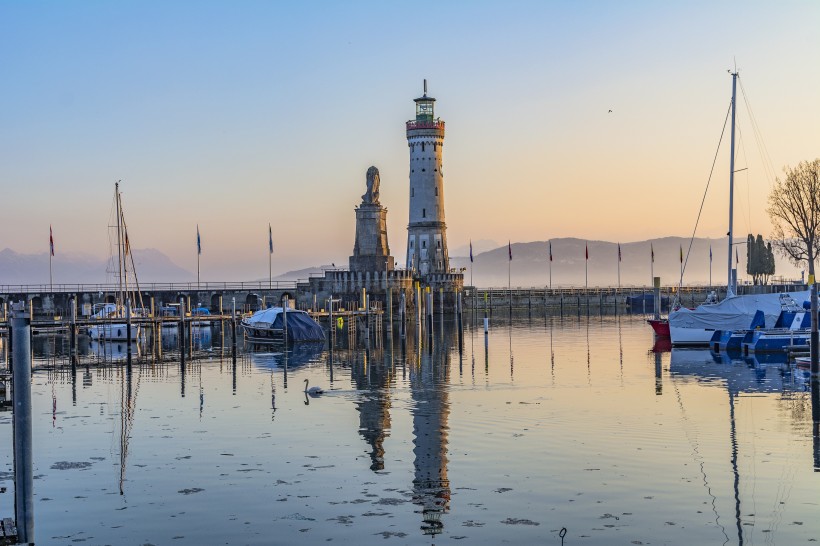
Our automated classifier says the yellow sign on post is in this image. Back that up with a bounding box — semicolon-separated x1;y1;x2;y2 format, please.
809;274;815;285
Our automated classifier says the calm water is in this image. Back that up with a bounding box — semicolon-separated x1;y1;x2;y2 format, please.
1;313;818;545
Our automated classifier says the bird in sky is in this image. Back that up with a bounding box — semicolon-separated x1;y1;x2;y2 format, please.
608;109;613;113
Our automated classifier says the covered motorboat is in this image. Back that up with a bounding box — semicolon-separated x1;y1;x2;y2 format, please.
241;307;325;342
669;290;810;346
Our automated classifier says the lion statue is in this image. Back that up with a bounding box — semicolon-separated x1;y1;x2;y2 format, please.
362;166;380;205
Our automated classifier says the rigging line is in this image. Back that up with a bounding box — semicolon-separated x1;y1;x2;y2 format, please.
739;76;777;187
680;101;733;285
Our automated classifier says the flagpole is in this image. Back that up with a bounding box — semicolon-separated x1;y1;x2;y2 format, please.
508;241;512;317
617;243;621;290
585;242;588;291
197;224;200;290
49;225;54;293
650;244;654;287
549;240;552;290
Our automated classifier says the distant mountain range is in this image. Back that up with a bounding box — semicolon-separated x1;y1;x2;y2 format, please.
449;237;804;288
272;237;803;288
0;248;194;285
3;237;804;288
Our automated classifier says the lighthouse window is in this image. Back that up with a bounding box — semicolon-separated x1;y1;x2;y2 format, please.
421;168;425;172
421;143;425;152
437;240;441;248
422;241;426;249
411;188;414;197
435;186;438;196
422;208;426;218
433;144;437;151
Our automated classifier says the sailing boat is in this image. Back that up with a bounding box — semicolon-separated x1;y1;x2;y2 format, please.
667;73;809;345
88;182;144;341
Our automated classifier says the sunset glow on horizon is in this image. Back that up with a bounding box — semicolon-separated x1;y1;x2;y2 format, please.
2;1;818;280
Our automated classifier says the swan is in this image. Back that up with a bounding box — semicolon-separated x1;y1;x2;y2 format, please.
304;378;324;396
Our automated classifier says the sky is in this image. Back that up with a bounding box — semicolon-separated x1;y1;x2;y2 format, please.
2;1;819;281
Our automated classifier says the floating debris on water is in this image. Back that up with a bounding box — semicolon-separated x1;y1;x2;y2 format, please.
51;461;93;470
501;518;540;526
177;488;204;495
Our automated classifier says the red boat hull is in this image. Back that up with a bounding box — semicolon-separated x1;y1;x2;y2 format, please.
647;319;670;337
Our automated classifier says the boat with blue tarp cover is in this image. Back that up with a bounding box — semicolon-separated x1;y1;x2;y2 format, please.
241;307;325;342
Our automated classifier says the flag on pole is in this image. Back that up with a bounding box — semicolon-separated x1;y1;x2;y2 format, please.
651;243;654;263
736;247;739;265
618;242;621;262
679;244;683;264
49;225;54;256
585;243;588;260
469;240;473;263
508;241;512;261
197;225;201;255
549;240;553;262
268;224;273;254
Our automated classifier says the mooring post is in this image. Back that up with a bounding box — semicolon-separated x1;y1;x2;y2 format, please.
328;294;334;343
283;296;288;349
400;291;406;338
69;297;77;356
11;302;34;544
415;282;421;325
653;277;661;320
457;291;464;352
386;288;393;336
179;298;186;366
231;297;237;362
439;287;444;317
365;294;371;349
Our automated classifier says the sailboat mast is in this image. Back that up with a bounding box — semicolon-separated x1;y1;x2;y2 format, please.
115;182;125;315
727;72;738;297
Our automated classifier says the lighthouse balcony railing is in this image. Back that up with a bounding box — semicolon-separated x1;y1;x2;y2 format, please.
406;120;445;131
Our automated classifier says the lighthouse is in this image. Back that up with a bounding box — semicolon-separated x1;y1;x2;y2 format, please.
406;80;449;278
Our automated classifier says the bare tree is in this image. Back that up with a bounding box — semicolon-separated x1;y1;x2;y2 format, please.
768;159;820;276
768;158;820;371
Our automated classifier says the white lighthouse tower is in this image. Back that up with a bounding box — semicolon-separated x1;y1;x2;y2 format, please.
406;80;449;278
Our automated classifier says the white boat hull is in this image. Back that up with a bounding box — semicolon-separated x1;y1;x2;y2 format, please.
88;323;141;341
669;326;716;346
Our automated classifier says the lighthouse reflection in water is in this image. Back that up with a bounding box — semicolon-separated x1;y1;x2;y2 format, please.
2;315;820;545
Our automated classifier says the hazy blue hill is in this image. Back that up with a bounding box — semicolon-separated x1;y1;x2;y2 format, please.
0;248;194;285
451;237;803;288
